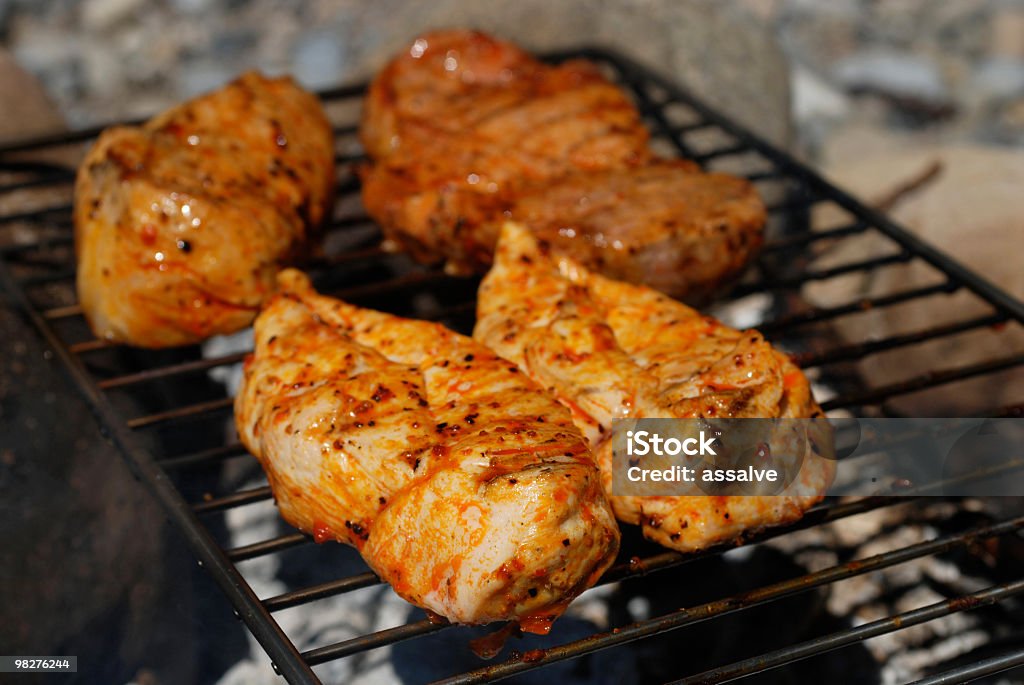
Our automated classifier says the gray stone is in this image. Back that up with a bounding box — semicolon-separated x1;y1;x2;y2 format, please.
990;4;1024;59
292;29;347;91
11;24;79;76
170;0;212;13
82;35;124;98
180;60;234;97
81;0;144;31
0;49;64;143
972;57;1024;98
833;50;948;103
792;63;851;124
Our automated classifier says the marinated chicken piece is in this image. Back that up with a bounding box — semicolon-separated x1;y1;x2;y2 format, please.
75;72;335;348
475;223;834;552
359;30;764;300
236;269;619;628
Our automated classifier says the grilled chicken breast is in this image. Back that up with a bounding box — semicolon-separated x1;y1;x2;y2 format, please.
475;223;834;552
75;72;335;348
359;30;764;300
236;269;619;629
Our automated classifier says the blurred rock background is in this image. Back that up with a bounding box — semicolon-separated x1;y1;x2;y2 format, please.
1;0;1022;153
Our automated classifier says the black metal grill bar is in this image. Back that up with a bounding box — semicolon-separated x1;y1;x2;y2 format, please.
331;124;359;137
334;151;367;165
908;647;1024;685
760;220;869;253
430;515;1024;685
157;442;248;470
193;485;272;514
306;244;388;269
325;216;376;234
821;353;1024;411
317;82;367;102
304;620;447;665
629;79;700;160
0;172;75;195
688;141;753;162
263;572;381;612
691;143;749;164
68;338;113;353
668;121;714;136
730;251;912;297
228;532;308;562
338;270;475;301
290;496;914;663
793;313;1008;369
0;160;75;175
757;281;958;334
126;396;234;429
765;195;821;215
744;169;786;182
42;303;82;319
0;123;131;156
98;351;249;390
672;579;1024;685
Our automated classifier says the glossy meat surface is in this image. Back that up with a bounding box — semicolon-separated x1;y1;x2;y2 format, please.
236;269;619;628
359;30;764;300
75;72;335;348
508;160;764;300
475;223;834;552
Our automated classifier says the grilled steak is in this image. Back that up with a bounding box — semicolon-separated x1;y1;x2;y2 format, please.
360;30;764;300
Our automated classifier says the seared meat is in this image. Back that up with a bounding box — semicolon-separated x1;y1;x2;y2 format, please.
359;30;764;300
75;72;335;348
474;223;834;552
236;269;619;629
360;29;649;274
507;160;764;300
361;29;648;169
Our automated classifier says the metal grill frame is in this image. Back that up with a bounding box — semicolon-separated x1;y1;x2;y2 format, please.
1;47;1023;685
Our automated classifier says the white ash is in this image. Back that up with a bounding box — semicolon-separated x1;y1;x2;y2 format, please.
767;499;1017;684
202;329;252;400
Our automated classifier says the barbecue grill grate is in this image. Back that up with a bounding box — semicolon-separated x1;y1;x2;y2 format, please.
1;48;1023;684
